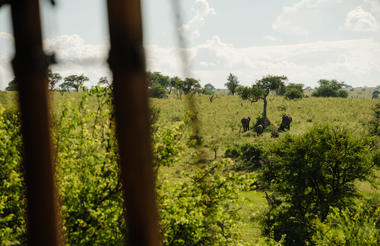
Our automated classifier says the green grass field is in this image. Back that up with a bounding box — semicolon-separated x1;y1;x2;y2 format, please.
0;91;378;244
152;94;379;244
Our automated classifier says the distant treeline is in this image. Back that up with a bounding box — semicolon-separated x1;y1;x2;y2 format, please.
3;70;380;99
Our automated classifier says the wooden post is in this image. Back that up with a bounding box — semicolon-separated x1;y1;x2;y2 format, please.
10;0;62;245
106;0;161;245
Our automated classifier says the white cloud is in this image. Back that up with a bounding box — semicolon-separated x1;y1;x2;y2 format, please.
0;32;14;89
264;35;280;42
0;33;111;89
2;32;380;90
0;32;14;42
345;6;379;32
272;0;344;36
43;35;111;86
179;0;216;41
146;35;380;88
364;0;380;16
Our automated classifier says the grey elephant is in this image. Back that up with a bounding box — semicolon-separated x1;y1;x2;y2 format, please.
241;117;251;132
278;114;292;131
256;124;264;135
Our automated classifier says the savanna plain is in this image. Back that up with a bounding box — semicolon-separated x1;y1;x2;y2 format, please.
0;89;379;245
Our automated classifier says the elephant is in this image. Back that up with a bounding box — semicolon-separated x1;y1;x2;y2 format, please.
241;117;251;132
278;114;292;131
271;130;279;138
256;124;264;135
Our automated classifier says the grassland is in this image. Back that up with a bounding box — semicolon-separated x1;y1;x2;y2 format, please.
0;91;378;244
152;94;379;244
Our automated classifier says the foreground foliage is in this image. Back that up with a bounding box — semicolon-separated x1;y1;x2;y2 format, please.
0;110;25;245
0;87;245;245
260;125;377;245
312;198;379;245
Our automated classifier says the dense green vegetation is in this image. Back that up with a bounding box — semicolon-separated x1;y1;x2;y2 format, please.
0;88;379;245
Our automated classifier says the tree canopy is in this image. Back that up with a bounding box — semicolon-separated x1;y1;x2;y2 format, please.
284;83;304;99
47;69;62;91
261;125;376;245
225;73;239;95
312;79;348;98
237;75;287;125
5;79;17;91
183;78;201;95
59;74;89;92
202;83;216;95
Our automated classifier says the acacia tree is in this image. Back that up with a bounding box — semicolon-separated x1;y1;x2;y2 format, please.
5;79;18;91
171;76;184;98
60;74;89;92
97;76;110;86
225;73;239;95
238;75;287;126
47;69;62;91
183;77;201;95
202;83;215;95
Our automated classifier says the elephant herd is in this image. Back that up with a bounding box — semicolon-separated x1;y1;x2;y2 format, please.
241;114;292;137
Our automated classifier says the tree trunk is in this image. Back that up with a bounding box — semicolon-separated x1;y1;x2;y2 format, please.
263;96;267;122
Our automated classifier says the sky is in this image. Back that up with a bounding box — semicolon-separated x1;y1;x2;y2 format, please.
0;0;380;89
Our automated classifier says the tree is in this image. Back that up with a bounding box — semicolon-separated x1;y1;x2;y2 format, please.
60;74;89;92
149;83;168;98
47;69;62;90
237;75;287;126
202;83;215;95
5;79;17;91
97;76;110;86
147;71;171;93
183;77;201;95
225;73;239;95
312;79;347;98
372;90;379;99
170;76;184;98
284;83;304;99
260;125;376;245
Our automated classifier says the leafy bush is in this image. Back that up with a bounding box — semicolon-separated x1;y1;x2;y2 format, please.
0;86;244;245
337;89;348;98
158;158;250;245
150;83;168;98
312;79;348;98
0;110;26;245
368;103;380;137
225;142;267;171
284;88;303;99
284;83;304;100
260;125;377;245
53;86;126;244
312;199;379;245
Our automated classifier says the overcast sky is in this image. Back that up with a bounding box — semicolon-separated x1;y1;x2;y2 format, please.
1;0;380;89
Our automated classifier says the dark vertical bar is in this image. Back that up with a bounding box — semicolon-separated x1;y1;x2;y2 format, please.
106;0;161;245
10;1;62;245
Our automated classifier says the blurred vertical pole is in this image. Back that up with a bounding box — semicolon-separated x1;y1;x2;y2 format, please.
10;0;62;245
106;0;161;245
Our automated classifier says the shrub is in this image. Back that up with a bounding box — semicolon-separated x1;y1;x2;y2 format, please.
284;87;303;99
225;142;267;171
284;83;304;100
260;125;376;245
337;89;348;98
368;103;380;137
150;83;168;98
312;200;379;245
158;159;247;245
312;79;348;98
0;110;26;245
